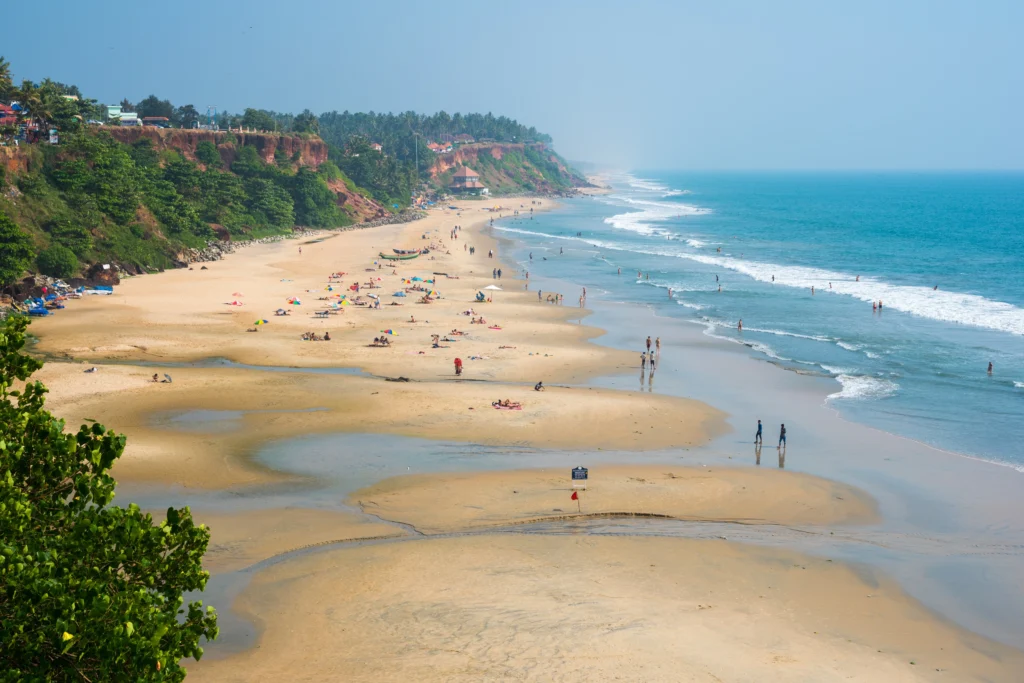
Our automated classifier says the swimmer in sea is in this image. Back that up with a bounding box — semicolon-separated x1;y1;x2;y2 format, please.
988;362;993;374
737;319;743;331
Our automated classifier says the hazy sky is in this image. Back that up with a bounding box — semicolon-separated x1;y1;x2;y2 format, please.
6;0;1022;169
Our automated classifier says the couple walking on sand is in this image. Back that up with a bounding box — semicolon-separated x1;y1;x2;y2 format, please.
755;419;787;448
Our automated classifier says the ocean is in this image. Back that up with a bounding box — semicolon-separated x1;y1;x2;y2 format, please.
494;171;1024;471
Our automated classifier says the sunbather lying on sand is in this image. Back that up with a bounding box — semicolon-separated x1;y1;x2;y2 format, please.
492;399;522;409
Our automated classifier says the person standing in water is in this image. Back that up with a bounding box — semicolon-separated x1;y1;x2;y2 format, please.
737;319;743;331
655;337;661;356
646;336;652;353
778;423;787;449
988;362;994;374
755;419;763;445
641;351;647;370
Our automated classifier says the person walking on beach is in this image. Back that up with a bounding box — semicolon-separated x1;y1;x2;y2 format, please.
646;336;652;354
641;351;647;370
778;423;787;449
649;353;656;374
497;268;502;280
655;337;661;356
454;357;463;376
755;419;763;445
492;268;497;279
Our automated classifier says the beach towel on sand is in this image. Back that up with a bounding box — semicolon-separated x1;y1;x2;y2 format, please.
492;403;523;411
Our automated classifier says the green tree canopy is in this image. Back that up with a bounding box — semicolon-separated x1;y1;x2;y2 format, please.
292;109;319;135
241;108;277;132
175;104;200;130
135;95;174;120
36;244;79;278
195;141;221;168
0;209;34;287
0;316;219;681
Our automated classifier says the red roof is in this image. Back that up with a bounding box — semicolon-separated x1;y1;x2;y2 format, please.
452;166;480;178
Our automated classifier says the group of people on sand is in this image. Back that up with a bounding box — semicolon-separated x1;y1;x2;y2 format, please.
640;335;662;376
371;336;391;347
301;331;330;341
538;291;563;305
470;316;487;324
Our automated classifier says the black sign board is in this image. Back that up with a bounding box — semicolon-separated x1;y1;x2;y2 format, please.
571;466;589;481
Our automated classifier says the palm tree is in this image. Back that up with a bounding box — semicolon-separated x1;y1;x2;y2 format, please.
0;56;12;100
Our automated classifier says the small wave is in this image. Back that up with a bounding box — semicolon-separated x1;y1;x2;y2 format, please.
744;326;833;343
1015;381;1024;389
685;238;706;248
662;189;692;197
677;301;706;311
827;375;899;401
626;175;669;192
700;322;786;361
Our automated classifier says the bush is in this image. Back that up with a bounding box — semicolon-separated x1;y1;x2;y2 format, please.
0;316;219;681
37;245;79;278
195;141;221;168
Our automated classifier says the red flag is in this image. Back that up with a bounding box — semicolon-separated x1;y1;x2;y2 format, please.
571;491;578;500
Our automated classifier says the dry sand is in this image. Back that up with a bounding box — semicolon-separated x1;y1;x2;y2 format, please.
187;535;1024;682
351;465;878;533
35;362;725;489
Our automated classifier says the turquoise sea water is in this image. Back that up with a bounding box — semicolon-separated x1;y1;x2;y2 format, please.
495;172;1024;470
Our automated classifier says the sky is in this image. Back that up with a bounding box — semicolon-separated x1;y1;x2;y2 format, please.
5;0;1023;170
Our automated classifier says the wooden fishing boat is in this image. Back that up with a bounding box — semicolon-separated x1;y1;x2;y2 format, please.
392;248;421;255
379;251;421;261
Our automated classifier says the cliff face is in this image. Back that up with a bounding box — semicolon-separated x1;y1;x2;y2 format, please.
430;142;587;195
325;179;389;223
0;146;33;176
104;128;329;168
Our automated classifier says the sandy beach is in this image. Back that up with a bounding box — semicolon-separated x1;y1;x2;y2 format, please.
26;198;1024;680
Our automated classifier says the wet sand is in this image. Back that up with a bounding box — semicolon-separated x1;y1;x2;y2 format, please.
187;535;1024;682
351;465;878;533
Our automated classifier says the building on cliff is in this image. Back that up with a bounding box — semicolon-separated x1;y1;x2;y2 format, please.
450;166;488;195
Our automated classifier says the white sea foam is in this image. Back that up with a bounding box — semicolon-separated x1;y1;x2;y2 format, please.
627;176;669;192
662;189;692;197
604;196;711;238
685;238;707;248
827;375;899;401
598;238;1024;337
699;321;787;361
1015;381;1024;389
495;221;1024;337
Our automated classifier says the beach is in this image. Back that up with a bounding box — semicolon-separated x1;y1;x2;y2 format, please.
29;194;1024;680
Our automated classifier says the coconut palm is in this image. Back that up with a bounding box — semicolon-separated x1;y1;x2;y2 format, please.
0;56;13;101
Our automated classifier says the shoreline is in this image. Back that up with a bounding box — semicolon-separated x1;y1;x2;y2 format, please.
25;193;1024;678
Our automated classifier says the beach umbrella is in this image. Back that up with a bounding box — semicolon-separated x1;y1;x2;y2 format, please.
411;277;423;282
380;329;397;336
393;291;406;297
254;319;268;325
163;374;173;383
484;285;503;291
367;293;379;299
